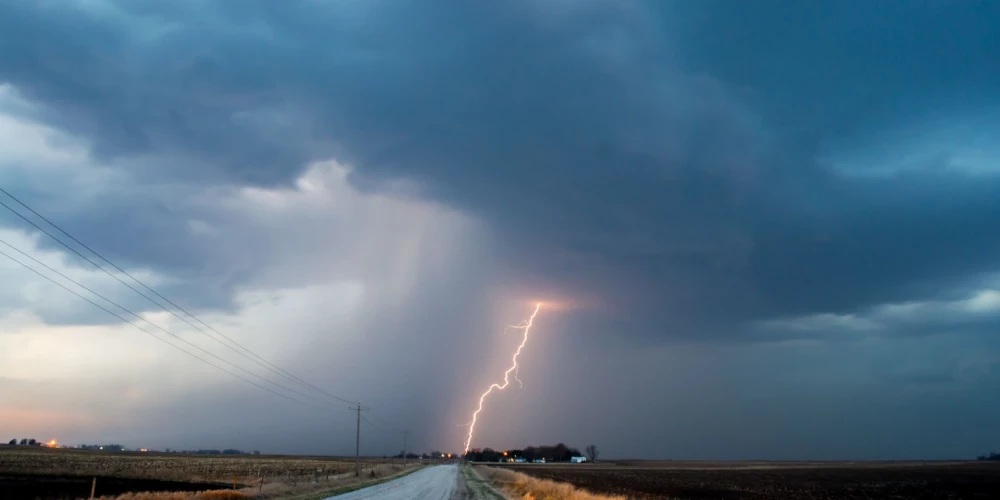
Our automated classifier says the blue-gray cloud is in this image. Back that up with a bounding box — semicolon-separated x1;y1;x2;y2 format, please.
1;0;998;337
4;0;1000;461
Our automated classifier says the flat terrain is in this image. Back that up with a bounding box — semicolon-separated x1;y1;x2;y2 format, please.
323;465;458;500
498;461;1000;499
0;446;357;482
0;446;378;499
0;473;227;500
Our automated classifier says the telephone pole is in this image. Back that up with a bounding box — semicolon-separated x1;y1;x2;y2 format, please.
349;404;369;476
402;430;409;466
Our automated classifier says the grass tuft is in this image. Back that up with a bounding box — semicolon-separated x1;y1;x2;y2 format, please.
99;490;250;500
478;467;625;500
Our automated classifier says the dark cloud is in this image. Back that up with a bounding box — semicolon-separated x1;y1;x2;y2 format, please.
2;1;997;338
666;0;1000;139
2;1;1000;459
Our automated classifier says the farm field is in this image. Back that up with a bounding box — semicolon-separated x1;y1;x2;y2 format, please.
0;473;227;500
0;446;393;499
0;446;361;481
498;461;1000;500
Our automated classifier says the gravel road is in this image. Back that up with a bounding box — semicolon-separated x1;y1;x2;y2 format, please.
324;464;459;499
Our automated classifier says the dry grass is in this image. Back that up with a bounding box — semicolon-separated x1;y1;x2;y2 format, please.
250;463;415;500
478;466;625;500
93;464;414;500
499;462;1000;500
0;447;359;483
0;447;424;499
98;490;250;500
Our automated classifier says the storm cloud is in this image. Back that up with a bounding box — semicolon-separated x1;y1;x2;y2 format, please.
2;0;999;459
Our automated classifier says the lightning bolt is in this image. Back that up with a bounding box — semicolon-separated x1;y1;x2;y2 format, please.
463;302;542;453
504;320;532;388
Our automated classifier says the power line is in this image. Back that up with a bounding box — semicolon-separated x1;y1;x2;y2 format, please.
0;193;351;403
0;236;346;408
361;417;408;453
361;415;391;432
367;411;406;432
350;404;369;476
402;429;409;465
0;246;328;410
0;188;356;405
361;416;435;455
366;409;439;452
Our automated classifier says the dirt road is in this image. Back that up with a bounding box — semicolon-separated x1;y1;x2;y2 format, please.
324;464;459;499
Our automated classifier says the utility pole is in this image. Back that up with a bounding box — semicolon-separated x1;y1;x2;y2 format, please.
350;404;369;476
402;430;409;466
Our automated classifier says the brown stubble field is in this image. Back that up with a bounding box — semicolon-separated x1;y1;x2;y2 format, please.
0;445;407;499
498;461;1000;499
0;446;362;482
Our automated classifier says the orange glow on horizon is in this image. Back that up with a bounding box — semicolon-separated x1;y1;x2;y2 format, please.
463;302;542;453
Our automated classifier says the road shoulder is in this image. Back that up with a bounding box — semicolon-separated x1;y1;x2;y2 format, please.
455;464;507;500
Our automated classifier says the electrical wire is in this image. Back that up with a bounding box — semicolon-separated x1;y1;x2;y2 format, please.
0;236;349;408
0;246;331;410
0;188;357;405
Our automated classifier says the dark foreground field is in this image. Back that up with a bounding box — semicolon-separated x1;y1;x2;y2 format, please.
0;446;381;499
501;461;1000;500
0;473;226;500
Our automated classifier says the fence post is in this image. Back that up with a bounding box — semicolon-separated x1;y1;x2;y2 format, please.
90;477;97;499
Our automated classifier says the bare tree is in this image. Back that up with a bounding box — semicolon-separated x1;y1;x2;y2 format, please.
585;444;599;462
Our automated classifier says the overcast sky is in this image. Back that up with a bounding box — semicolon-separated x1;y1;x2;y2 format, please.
2;0;999;460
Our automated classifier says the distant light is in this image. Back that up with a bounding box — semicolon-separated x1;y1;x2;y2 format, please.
100;447;103;450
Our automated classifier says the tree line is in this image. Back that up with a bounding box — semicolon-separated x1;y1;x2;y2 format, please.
465;443;594;462
7;438;41;446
